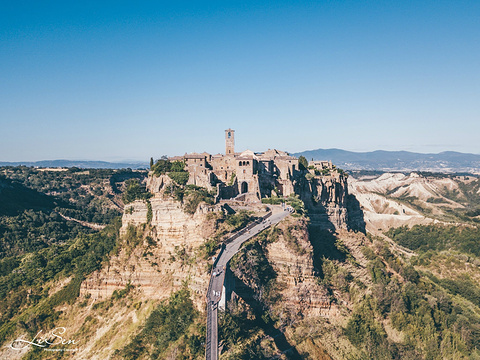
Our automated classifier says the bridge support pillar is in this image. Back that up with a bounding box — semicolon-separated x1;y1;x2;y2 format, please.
219;265;235;310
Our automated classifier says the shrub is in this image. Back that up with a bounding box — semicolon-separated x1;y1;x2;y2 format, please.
122;179;151;204
146;200;152;224
345;298;390;357
261;196;283;205
151;159;171;176
298;156;308;170
168;171;189;186
183;185;215;214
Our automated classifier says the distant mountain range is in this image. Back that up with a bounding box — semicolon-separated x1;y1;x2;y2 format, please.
0;160;149;169
293;149;480;173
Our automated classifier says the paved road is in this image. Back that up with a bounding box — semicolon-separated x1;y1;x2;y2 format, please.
205;207;292;360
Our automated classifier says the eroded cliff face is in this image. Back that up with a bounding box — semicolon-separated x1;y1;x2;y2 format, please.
81;175;224;308
299;173;362;231
260;217;333;316
82;167;359;309
81;201;218;308
226;214;372;359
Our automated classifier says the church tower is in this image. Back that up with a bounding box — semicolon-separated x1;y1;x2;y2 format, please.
225;128;235;155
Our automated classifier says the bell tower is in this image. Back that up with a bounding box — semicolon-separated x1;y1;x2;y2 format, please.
225;128;235;156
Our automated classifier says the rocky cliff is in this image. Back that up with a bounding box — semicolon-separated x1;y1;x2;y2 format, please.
224;212;373;358
82;169;358;303
298;173;364;232
81;200;218;307
81;174;224;307
230;217;332;315
79;169;361;358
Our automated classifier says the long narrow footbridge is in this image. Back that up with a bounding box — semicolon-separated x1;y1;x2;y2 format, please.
205;206;293;360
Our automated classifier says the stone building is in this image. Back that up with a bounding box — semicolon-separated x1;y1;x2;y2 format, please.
171;129;300;202
309;160;333;170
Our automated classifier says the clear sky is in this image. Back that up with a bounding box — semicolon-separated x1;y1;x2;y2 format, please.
1;0;479;162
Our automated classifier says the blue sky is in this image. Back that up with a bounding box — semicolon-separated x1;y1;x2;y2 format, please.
1;0;479;161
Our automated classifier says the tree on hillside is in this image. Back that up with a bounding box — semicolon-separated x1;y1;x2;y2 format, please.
298;156;308;171
150;157;154;169
170;161;186;172
122;179;151;204
151;159;171;176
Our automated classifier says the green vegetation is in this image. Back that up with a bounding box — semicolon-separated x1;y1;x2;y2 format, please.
261;194;306;215
320;258;353;293
225;217;480;359
151;158;216;214
282;224;307;255
336;167;346;175
168;171;189;186
182;185;215;214
298;155;308;171
1;166;145;222
112;282;134;300
0;167;152;350
230;233;278;305
228;172;236;186
151;159;187;177
122;179;152;204
0;209;95;258
344;298;389;358
285;194;306;215
0;166;146;258
341;231;480;359
225;210;255;231
261;196;283;205
123;224;144;250
386;224;480;257
225;227;302;357
146;200;153;223
219;309;253;348
218;308;275;360
0;218;122;346
117;288;203;359
151;158;171;175
0;175;57;217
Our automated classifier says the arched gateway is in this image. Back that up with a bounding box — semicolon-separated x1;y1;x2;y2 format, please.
241;181;248;194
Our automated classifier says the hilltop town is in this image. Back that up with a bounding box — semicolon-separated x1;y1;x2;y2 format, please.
168;128;338;203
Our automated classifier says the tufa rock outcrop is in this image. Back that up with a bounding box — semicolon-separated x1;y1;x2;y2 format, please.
298;172;365;232
82;175;224;307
